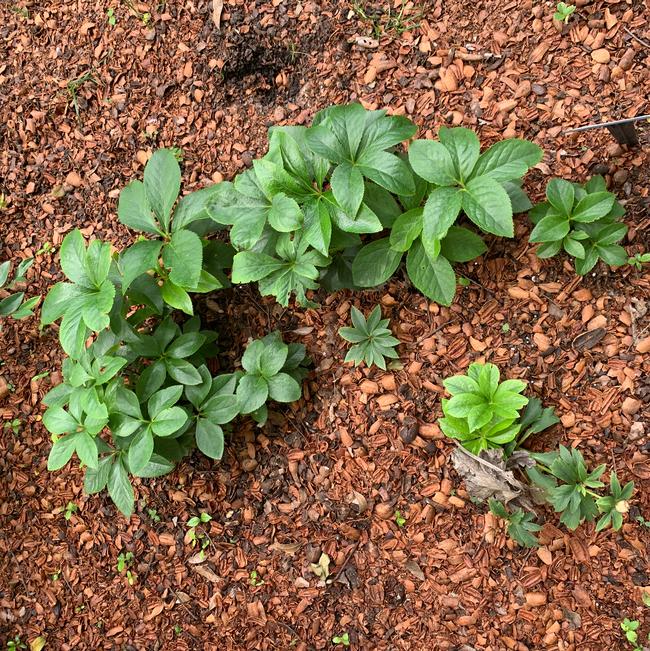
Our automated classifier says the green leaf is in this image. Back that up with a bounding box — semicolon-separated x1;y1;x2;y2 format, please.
546;178;575;217
165;358;202;385
529;213;571;242
76;432;98;469
161;280;193;315
389;208;423;252
422;186;462;245
195;418;225;460
462;176;513;237
406;241;456;306
563;236;585;259
0;293;25;317
303;199;332;257
305;124;347;163
128;428;154;475
267;373;301;402
259;340;288;377
135;453;175;478
440;226;487;262
241;339;265;374
151;406;188;437
41;282;82;325
144;149;181;231
268;192;303;232
352;238;402;287
166;332;206;359
231;251;284;283
503;180;533;213
408;139;457;186
119;240;162;293
470;139;542;182
202;394;240;424
236;374;269;414
163;229;203;289
47;434;78;470
572;192;615;223
331;162;365;217
84;456;113;494
60;229;91;287
172;183;223;231
107;457;134;517
118;180;161;234
357;149;415;195
439;127;480;181
597;243;628;267
148;385;183;416
0;260;10;288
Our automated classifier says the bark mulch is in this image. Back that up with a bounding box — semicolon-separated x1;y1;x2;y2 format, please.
1;0;649;649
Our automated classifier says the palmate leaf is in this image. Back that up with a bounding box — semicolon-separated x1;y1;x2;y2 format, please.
489;500;541;547
338;304;399;370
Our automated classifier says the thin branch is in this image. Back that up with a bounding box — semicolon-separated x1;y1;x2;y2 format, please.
623;26;650;49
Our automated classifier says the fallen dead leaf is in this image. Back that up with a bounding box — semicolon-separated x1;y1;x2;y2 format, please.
212;0;223;29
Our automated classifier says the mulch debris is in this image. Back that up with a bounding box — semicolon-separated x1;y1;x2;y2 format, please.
1;0;649;648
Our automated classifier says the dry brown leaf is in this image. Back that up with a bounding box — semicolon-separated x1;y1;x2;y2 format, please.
450;445;533;508
269;541;302;556
212;0;223;29
191;564;221;583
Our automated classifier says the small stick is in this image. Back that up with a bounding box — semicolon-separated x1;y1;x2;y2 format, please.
564;114;650;134
623;26;650;49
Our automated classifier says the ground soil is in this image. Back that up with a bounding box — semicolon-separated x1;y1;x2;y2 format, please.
1;0;649;649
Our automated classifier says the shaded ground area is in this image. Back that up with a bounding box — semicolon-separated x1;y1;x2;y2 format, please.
1;0;649;649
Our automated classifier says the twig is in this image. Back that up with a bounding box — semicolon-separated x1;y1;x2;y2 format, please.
169;586;198;621
623;26;650;49
327;541;360;587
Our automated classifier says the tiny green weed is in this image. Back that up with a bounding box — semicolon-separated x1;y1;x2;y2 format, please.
4;419;21;435
332;632;350;647
553;2;576;22
394;510;406;527
63;501;78;520
628;252;650;270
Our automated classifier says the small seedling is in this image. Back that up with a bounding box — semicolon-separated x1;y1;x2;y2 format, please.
0;193;7;210
187;512;212;559
553;2;576;22
458;276;471;287
489;500;542;547
249;570;264;586
339;305;400;370
116;551;134;573
642;592;650;608
332;632;350;647
635;514;650;528
36;241;54;255
628;252;650;270
4;419;21;435
106;8;116;25
6;636;27;650
63;501;78;520
65;71;97;119
173;624;182;636
394;510;406;527
501;322;510;333
147;508;161;523
10;6;29;18
620;618;640;649
51;570;61;581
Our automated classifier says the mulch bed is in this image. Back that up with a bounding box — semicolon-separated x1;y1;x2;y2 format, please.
1;0;649;649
